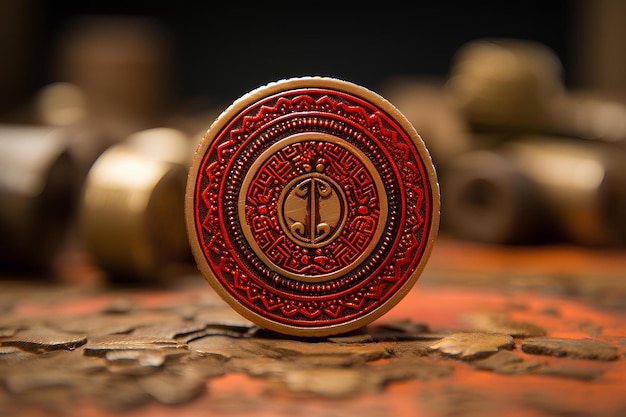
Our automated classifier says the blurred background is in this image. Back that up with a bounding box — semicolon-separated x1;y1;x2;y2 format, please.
1;0;625;283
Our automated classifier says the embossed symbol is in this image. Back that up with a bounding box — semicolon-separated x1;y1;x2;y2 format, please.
278;163;348;248
239;134;389;283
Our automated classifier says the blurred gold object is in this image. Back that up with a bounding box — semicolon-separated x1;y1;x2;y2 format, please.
441;37;626;246
125;127;193;167
79;128;192;282
55;15;173;141
549;91;626;145
379;77;473;171
445;38;564;134
32;81;114;182
505;136;626;246
446;37;626;147
443;136;626;246
0;125;79;271
35;82;88;127
442;148;552;245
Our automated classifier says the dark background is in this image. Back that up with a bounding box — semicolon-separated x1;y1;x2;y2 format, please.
3;1;581;110
1;0;625;270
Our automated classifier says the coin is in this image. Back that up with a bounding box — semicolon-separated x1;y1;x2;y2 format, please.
186;77;440;337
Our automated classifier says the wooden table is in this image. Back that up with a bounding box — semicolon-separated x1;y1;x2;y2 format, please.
1;235;625;417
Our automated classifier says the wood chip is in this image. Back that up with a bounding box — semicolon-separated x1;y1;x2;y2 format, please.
274;367;373;398
105;350;167;375
472;350;543;374
521;337;619;361
84;335;187;357
253;338;392;362
474;350;604;380
188;335;276;359
429;332;514;360
373;318;431;338
139;369;208;404
1;327;87;353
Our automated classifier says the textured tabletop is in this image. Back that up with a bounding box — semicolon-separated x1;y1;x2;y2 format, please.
1;237;625;417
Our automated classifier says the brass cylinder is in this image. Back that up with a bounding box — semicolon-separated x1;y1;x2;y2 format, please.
55;16;173;141
442;148;554;244
0;125;79;271
78;131;192;283
443;136;626;246
504;136;626;246
445;38;564;133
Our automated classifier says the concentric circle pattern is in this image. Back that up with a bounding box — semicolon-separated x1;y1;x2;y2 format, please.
186;77;439;336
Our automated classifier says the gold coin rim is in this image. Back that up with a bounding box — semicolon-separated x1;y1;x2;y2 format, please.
185;76;440;337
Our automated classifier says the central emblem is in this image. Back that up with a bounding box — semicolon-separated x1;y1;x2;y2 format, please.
278;164;347;248
239;133;388;283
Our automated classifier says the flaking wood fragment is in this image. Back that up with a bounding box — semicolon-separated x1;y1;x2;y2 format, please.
0;327;87;353
473;350;604;381
84;335;188;357
0;280;622;415
429;332;514;360
267;357;454;398
521;337;619;361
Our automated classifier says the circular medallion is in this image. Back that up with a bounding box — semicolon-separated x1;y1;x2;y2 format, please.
185;77;440;336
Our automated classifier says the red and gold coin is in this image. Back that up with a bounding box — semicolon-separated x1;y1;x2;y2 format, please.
185;77;439;336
